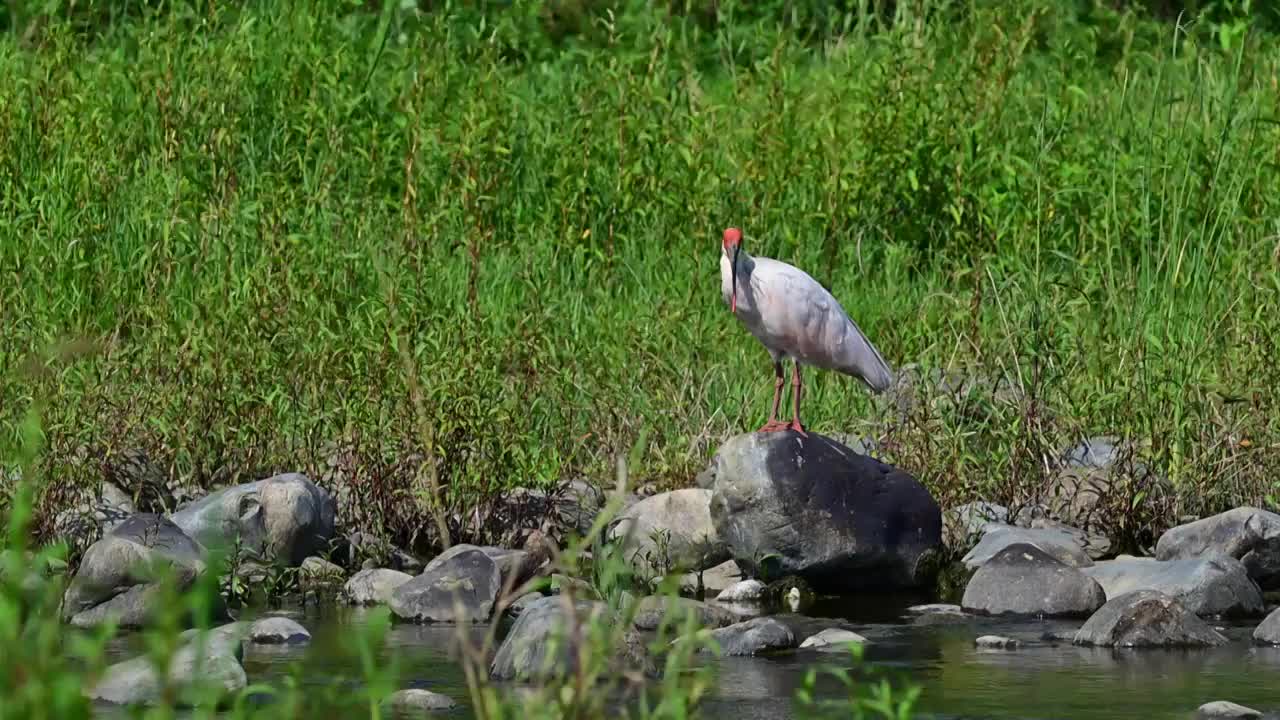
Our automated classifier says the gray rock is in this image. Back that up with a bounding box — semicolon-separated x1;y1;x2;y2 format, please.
667;559;743;596
1044;466;1113;534
961;543;1106;617
631;596;738;631
170;473;336;566
800;628;867;651
88;623;246;706
907;603;963;615
1061;436;1125;468
52;481;136;558
943;502;1008;550
300;556;345;588
489;596;651;681
1197;701;1262;719
389;548;502;623
1156;507;1280;591
717;579;768;603
550;574;601;600
1081;555;1264;617
709;432;942;593
502;592;546;619
425;544;536;591
610;489;729;573
344;568;413;606
1251;607;1280;645
962;524;1094;569
249;616;310;644
974;635;1019;649
702;617;796;656
1073;590;1228;647
383;688;457;713
63;514;209;629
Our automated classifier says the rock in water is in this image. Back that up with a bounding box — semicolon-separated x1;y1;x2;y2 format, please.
717;579;767;603
1197;701;1263;719
702;617;797;656
383;689;457;713
489;596;652;681
88;623;247;706
631;596;738;631
62;514;210;629
974;635;1019;649
170;473;336;567
389;548;502;623
344;568;413;606
424;544;536;591
249;616;311;645
800;628;867;651
609;488;730;573
1081;555;1263;617
1073;590;1228;647
1251;607;1280;645
709;433;942;593
961;543;1105;617
1156;507;1280;591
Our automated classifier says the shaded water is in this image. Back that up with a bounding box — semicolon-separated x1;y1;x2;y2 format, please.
102;596;1280;720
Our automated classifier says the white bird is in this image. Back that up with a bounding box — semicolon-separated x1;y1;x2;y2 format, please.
720;227;893;436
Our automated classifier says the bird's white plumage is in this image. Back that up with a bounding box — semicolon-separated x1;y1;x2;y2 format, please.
721;247;893;392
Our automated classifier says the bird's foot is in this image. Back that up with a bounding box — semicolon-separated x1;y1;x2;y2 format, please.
785;419;808;437
756;419;791;433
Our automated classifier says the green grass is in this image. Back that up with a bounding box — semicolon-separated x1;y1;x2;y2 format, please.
2;0;1279;556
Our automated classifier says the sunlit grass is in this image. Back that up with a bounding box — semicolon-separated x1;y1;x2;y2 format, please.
2;0;1278;557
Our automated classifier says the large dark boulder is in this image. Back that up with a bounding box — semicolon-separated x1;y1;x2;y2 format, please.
1073;589;1227;648
62;514;210;629
170;473;336;567
709;432;942;593
961;543;1105;617
1156;507;1280;591
701;617;797;656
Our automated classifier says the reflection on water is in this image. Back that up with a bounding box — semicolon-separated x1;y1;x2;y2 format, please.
97;598;1280;720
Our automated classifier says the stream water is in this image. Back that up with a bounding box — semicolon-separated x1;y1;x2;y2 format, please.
101;594;1280;720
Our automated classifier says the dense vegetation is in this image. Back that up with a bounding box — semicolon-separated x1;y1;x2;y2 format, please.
3;0;1279;561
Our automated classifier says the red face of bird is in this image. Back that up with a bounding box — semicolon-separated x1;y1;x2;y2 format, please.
723;227;742;314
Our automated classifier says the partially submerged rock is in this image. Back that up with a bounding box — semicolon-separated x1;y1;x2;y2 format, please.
974;635;1019;650
383;688;457;713
961;543;1105;617
1197;701;1263;719
1073;590;1228;648
170;473;336;566
1081;555;1264;617
609;488;730;573
344;568;413;606
717;579;767;604
709;432;942;593
389;548;502;623
489;596;652;681
631;596;737;632
249;616;311;645
800;628;867;651
63;514;209;629
1156;507;1280;591
88;622;247;706
702;617;796;656
1251;607;1280;645
424;543;540;593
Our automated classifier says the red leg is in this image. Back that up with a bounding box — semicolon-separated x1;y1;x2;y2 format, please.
757;360;789;433
787;361;808;436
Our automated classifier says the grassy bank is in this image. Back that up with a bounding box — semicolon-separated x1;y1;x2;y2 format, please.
3;0;1279;555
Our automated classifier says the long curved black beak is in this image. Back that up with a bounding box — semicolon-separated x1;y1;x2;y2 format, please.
730;244;740;314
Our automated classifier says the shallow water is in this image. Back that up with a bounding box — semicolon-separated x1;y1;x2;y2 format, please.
100;596;1280;720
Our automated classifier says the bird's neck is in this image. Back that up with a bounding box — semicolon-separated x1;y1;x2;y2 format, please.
731;249;755;277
